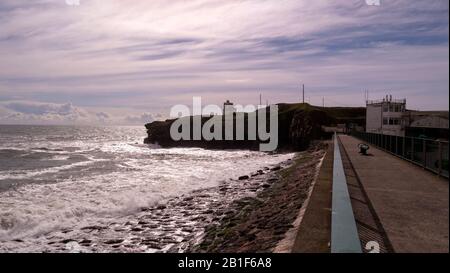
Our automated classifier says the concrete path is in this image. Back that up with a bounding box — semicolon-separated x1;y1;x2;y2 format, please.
339;135;449;253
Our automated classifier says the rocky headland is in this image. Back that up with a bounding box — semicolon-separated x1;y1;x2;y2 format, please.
144;103;365;151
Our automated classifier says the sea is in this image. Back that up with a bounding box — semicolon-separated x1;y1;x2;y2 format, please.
0;125;293;252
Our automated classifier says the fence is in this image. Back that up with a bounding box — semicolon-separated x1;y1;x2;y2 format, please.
350;131;449;179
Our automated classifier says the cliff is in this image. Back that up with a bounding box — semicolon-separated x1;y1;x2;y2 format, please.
144;103;365;151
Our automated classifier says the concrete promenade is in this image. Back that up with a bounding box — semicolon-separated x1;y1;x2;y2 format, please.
339;135;449;253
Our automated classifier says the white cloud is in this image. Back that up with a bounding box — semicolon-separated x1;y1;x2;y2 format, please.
124;113;155;125
0;101;161;125
0;0;448;113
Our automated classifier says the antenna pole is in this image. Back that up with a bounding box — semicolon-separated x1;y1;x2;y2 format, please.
302;84;305;103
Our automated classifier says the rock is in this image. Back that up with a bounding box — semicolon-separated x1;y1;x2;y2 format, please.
274;229;286;236
79;239;92;246
143;241;162;249
182;227;194;232
60;239;76;244
156;205;167;210
238;175;249;180
80;225;106;231
271;166;281;171
104;239;123;245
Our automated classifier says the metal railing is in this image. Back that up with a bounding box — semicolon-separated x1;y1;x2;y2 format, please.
350;131;449;179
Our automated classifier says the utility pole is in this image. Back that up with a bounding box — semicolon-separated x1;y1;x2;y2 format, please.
302;84;305;103
259;93;262;106
322;97;325;108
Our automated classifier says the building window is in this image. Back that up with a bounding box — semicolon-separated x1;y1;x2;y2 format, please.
389;118;394;125
389;104;394;112
383;105;388;112
383;118;388;125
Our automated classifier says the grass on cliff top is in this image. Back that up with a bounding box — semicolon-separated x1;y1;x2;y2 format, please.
277;103;366;119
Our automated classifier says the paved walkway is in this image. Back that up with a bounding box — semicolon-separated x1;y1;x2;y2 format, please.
339;135;449;253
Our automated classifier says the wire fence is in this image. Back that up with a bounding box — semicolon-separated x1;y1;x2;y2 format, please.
350;131;449;179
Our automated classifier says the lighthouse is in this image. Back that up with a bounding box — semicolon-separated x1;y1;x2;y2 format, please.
223;100;235;116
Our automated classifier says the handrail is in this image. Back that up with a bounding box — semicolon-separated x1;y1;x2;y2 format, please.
331;133;362;253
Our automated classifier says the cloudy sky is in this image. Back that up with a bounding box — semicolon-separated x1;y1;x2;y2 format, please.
0;0;448;125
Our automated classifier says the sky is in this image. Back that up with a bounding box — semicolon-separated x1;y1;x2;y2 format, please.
0;0;448;125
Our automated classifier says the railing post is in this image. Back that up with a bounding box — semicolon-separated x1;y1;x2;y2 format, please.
423;139;426;168
402;136;406;158
390;136;392;152
395;136;398;155
438;142;442;176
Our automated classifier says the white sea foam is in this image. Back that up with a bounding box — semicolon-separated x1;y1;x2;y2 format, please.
0;125;294;252
0;146;294;244
0;157;102;180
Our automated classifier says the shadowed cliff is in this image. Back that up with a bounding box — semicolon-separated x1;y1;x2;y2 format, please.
144;103;365;151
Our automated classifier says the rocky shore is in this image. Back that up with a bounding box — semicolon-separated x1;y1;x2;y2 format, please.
5;144;325;253
189;143;326;253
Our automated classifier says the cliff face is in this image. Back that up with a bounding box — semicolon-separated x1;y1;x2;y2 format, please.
144;103;365;151
289;109;335;150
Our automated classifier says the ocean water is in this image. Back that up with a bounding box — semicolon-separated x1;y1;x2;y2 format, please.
0;125;293;251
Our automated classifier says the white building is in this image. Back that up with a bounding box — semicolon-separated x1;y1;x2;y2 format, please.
366;95;407;136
